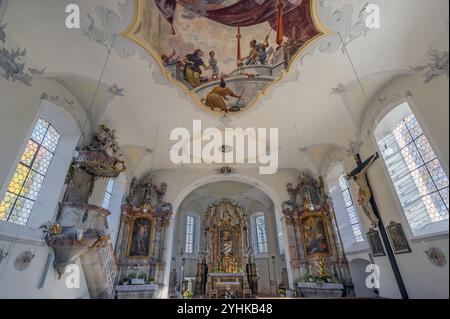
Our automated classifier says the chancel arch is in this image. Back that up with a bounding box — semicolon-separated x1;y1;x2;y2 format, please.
169;180;288;297
162;173;293;297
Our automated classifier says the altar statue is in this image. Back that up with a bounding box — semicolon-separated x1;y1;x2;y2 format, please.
346;152;380;228
222;230;233;256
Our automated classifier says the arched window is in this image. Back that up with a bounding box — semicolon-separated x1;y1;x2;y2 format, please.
374;102;449;237
338;175;364;242
255;214;268;253
102;178;115;209
185;215;195;254
0;118;60;225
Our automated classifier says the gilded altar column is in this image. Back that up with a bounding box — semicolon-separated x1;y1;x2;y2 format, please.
294;214;310;280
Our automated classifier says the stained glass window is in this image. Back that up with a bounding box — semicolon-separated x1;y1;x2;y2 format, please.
338;176;364;242
185;215;195;254
377;109;449;236
0;119;60;225
102;178;115;209
256;215;268;253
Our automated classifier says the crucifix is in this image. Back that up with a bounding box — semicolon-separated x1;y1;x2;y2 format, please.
346;152;380;229
347;148;409;299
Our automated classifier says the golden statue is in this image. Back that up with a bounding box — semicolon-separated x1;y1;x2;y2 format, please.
313;257;329;278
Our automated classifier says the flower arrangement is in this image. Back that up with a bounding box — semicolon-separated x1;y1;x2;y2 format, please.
183;290;194;299
300;273;342;285
224;288;234;299
300;258;342;285
137;272;146;280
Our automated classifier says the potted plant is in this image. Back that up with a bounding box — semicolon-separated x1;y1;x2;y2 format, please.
128;273;137;282
138;272;146;280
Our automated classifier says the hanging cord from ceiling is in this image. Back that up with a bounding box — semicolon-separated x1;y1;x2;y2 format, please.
149;125;159;174
80;34;118;141
337;31;371;107
294;124;305;172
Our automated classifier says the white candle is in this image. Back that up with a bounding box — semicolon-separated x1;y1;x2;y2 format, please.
308;265;312;274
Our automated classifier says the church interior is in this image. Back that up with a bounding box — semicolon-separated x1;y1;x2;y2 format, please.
0;0;448;300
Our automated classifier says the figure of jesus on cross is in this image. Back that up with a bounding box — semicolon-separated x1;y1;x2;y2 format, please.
346;149;381;229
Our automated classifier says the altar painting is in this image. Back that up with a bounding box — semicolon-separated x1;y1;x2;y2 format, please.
123;0;326;115
299;214;331;257
127;217;153;258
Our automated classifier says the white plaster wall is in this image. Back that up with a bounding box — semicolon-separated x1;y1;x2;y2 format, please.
344;72;450;299
0;77;91;298
0;239;90;299
346;254;377;298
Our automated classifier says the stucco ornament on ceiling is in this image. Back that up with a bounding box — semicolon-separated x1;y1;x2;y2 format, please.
411;49;449;83
286;1;374;82
377;90;413;106
330;83;346;95
41;92;75;109
108;84;125;96
425;247;447;268
83;1;152;64
121;0;329;116
345;138;363;158
14;251;35;271
0;22;45;87
0;24;33;86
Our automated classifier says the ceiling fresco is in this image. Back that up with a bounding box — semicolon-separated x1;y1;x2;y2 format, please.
122;0;329;115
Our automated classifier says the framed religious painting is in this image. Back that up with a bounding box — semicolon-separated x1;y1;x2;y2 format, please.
299;213;332;257
367;229;386;257
127;216;154;259
386;222;411;254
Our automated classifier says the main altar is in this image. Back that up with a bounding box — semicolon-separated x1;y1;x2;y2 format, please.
195;200;255;298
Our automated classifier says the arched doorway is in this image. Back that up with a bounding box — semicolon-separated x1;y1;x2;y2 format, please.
348;258;378;298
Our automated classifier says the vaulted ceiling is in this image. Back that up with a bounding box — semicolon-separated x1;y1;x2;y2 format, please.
1;0;448;177
178;181;273;215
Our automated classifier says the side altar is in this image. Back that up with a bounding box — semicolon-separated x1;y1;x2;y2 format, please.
195;200;255;298
114;175;173;299
282;173;355;298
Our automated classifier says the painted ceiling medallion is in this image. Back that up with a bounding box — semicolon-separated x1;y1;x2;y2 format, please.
122;0;329;115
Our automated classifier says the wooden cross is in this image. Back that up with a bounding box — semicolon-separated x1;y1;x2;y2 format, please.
349;153;409;299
